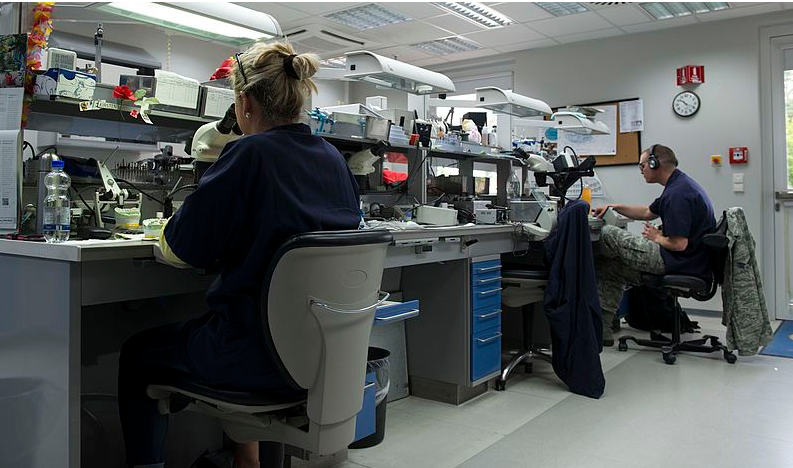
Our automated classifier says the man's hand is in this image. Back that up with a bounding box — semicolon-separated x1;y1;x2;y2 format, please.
642;222;662;242
593;204;617;219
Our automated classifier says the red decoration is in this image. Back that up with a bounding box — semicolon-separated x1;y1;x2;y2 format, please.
113;85;138;101
210;57;235;81
22;2;54;128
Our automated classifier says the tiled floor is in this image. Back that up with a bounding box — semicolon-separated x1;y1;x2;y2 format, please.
342;315;792;468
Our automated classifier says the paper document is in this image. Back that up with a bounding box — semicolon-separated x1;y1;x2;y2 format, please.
0;129;21;231
154;70;200;109
202;86;234;118
619;99;644;133
0;88;23;130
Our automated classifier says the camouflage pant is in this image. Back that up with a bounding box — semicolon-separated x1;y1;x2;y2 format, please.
595;225;665;339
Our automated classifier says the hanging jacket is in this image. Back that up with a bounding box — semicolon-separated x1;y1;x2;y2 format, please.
721;207;773;356
543;200;605;398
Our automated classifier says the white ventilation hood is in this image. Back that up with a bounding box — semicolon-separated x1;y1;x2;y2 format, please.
551;111;611;135
344;51;456;95
475;87;551;118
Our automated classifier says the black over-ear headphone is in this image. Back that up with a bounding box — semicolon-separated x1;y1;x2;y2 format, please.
647;144;660;170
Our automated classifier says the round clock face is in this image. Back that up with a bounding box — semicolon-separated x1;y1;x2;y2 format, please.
673;91;700;117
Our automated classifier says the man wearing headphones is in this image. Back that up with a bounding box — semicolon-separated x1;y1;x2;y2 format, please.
592;144;715;346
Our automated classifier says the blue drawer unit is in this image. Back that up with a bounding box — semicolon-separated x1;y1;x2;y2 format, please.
353;371;376;442
470;258;503;382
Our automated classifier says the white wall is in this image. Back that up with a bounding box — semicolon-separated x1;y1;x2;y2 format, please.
349;82;409;110
311;79;349;109
431;9;793;311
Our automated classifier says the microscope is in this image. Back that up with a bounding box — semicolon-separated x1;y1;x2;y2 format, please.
190;103;243;181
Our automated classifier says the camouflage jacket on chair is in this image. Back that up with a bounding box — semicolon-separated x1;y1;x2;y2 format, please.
721;207;773;355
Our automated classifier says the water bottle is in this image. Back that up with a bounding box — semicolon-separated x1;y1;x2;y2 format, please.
43;160;71;243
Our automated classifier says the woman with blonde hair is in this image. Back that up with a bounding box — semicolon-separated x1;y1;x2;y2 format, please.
118;41;361;468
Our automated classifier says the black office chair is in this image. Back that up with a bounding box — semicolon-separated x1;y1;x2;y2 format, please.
618;212;737;365
147;230;393;468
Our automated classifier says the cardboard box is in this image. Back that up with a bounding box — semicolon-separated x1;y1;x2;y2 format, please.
34;68;96;100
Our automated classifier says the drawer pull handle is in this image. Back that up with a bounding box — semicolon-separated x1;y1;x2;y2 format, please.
477;287;503;296
476;276;502;284
375;309;420;323
476;310;501;319
363;382;376;390
475;265;501;273
476;333;502;344
312;291;390;314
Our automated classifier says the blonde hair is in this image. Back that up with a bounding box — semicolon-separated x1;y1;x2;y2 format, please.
230;42;319;125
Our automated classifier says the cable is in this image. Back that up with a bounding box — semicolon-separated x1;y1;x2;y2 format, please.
22;140;35;159
71;186;97;224
114;178;165;205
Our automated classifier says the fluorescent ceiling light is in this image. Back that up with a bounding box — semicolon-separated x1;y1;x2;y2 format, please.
319;56;346;69
536;2;589;16
640;2;730;20
433;2;513;29
323;3;412;31
344;50;456;95
411;36;481;56
95;2;281;46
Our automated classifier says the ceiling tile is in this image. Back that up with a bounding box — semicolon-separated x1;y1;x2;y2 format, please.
554;27;623;44
494;39;559;53
241;3;312;27
410;56;450;66
464;23;546;47
370;45;434;62
487;2;555;23
282;2;360;15
381;2;447;20
527;11;614;36
594;4;652;26
357;21;453;45
621;16;698;34
695;3;782;21
429;13;489;35
440;48;501;64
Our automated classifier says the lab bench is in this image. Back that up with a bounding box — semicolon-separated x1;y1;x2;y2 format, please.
0;224;525;467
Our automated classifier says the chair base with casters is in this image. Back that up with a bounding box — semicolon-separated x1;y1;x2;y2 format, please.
496;268;550;391
146;230;393;468
617;273;737;365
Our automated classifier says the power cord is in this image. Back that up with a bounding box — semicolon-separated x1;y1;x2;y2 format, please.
114;178;165;206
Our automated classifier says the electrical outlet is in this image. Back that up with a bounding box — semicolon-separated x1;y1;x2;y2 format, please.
733;173;744;183
733;183;745;193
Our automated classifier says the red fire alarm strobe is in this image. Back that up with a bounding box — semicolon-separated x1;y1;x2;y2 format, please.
676;65;705;86
729;147;748;164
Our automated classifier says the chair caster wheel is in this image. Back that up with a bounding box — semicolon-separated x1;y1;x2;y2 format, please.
617;341;628;352
724;352;737;364
663;353;676;365
495;379;506;391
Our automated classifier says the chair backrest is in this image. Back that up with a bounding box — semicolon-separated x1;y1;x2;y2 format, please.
261;229;392;453
697;210;729;301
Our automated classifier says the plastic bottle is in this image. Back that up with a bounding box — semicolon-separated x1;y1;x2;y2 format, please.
43;160;71;243
506;171;521;201
581;184;592;206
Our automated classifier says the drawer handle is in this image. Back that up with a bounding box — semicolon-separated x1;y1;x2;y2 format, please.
312;291;390;314
476;276;502;285
477;287;503;296
475;265;501;273
476;310;502;319
363;382;376;390
375;309;420;323
476;332;502;344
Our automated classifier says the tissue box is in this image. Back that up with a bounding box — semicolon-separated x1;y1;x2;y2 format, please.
34;68;96;100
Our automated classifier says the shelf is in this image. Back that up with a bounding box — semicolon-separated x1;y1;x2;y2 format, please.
27;95;212;144
427;148;522;165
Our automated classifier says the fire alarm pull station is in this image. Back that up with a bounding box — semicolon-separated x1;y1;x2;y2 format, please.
729;147;748;164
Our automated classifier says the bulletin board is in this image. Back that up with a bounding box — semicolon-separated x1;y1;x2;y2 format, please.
551;98;642;167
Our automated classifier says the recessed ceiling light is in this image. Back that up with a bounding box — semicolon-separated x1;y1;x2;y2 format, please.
433;2;513;29
323;3;412;31
640;2;730;20
536;2;589;17
320;56;346;69
411;36;481;56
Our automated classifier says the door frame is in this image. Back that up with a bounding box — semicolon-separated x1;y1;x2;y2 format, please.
760;24;793;319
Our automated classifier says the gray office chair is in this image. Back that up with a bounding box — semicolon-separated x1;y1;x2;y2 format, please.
495;266;551;391
147;230;393;467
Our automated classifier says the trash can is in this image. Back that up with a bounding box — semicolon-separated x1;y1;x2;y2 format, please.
349;347;390;449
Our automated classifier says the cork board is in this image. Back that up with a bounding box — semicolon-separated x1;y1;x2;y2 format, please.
552;98;642;167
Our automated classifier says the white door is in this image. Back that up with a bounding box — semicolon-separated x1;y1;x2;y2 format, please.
764;28;793;320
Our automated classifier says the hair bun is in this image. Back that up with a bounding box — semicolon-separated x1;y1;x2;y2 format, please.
290;53;319;81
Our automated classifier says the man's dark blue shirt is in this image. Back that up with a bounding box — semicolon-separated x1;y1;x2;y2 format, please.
649;169;715;279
